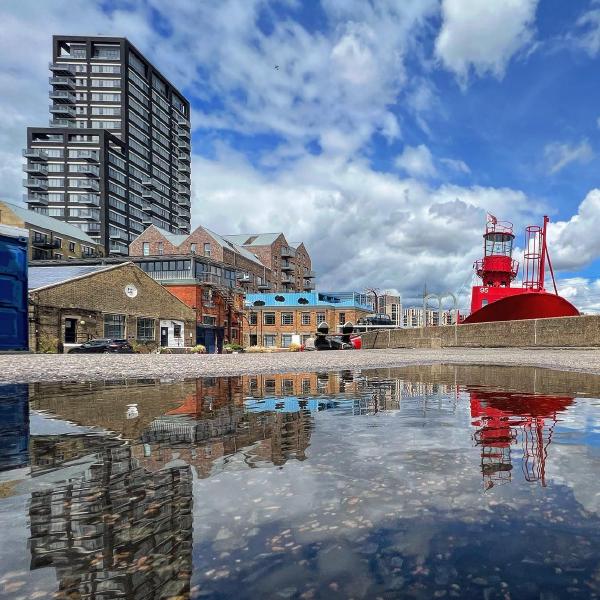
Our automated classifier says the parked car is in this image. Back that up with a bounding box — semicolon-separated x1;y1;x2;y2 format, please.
68;339;134;354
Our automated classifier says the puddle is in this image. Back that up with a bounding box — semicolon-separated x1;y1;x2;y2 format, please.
1;365;600;598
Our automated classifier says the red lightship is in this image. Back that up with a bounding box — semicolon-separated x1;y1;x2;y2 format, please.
462;215;579;324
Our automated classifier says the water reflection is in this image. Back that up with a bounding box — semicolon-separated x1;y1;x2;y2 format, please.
1;365;600;598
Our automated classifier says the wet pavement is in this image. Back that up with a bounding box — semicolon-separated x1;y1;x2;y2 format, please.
1;364;600;599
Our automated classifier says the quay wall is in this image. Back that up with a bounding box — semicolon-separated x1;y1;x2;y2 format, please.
360;315;600;349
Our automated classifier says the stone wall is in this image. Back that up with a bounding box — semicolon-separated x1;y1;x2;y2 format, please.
361;315;600;349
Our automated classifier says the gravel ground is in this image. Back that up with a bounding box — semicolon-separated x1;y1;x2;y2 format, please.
1;347;599;384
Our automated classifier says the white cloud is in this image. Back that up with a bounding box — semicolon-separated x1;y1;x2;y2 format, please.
544;140;594;174
572;3;600;56
435;0;539;82
547;189;600;271
556;277;600;314
440;157;471;174
395;144;437;178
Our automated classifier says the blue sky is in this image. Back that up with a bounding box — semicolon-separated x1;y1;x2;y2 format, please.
2;0;600;309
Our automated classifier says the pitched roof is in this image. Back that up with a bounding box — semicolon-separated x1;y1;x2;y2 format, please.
28;264;121;291
223;233;282;247
2;201;97;245
203;227;264;267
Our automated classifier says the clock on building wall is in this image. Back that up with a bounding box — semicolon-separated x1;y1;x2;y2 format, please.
125;284;138;298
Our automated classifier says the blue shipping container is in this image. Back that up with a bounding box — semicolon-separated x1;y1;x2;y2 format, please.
0;224;29;351
0;384;29;471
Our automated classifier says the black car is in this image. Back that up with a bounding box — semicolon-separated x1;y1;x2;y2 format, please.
68;339;134;354
357;314;393;326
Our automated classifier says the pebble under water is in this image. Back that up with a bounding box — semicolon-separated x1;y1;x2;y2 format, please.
1;364;600;599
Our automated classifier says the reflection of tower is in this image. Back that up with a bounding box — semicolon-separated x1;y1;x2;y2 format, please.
469;390;573;490
29;441;193;599
270;410;313;465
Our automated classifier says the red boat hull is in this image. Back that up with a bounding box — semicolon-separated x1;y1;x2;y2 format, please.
462;292;579;324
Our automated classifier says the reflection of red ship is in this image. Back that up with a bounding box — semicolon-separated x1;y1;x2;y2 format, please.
469;389;574;489
462;215;579;324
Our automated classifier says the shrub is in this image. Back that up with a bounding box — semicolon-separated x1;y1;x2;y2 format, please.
246;345;270;353
158;346;172;354
224;343;244;353
190;344;206;354
288;342;302;352
38;334;59;354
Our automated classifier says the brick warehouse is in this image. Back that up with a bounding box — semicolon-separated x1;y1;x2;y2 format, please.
28;262;195;351
244;291;373;348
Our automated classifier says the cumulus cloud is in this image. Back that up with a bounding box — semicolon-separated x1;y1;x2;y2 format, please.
571;2;600;56
435;0;539;81
557;277;600;314
395;144;437;178
544;140;594;174
440;157;471;174
547;189;600;271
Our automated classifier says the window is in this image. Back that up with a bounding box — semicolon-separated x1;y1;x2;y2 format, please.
204;243;211;256
316;312;326;324
173;324;182;338
69;242;76;252
263;312;275;325
265;378;276;393
338;312;346;325
157;242;163;255
54;237;63;249
136;318;155;341
249;312;257;325
142;242;150;256
190;243;197;254
91;64;121;74
203;316;217;326
264;335;276;348
301;312;311;326
54;253;62;260
104;314;125;338
281;334;293;348
281;312;293;325
301;378;311;394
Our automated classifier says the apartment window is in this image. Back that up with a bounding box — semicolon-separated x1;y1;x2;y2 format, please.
91;119;121;129
47;163;64;173
204;243;211;257
104;314;125;338
157;242;164;255
136;318;155;341
48;208;65;217
90;79;120;89
281;335;293;348
301;378;311;394
263;312;275;325
316;312;326;324
338;312;346;325
91;106;121;116
54;253;62;260
91;92;121;102
190;243;197;254
69;242;76;252
281;312;293;325
264;335;276;348
48;178;65;188
301;312;311;326
54;237;62;249
249;312;257;325
203;316;217;326
91;64;121;74
93;45;120;60
142;242;150;256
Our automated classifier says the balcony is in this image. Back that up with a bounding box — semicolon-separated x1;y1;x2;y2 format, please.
32;238;61;250
142;177;155;188
237;273;252;283
303;281;316;291
148;270;195;282
50;118;77;128
23;178;48;191
49;62;75;76
82;222;101;235
177;174;191;185
177;139;191;151
24;193;49;206
70;164;100;177
49;76;76;90
142;213;152;224
178;162;191;174
69;150;98;161
281;260;294;272
178;152;190;164
49;90;76;103
177;197;191;208
71;179;100;191
70;209;99;220
257;282;272;291
109;241;128;255
177;127;190;140
281;246;296;258
281;274;294;284
142;188;160;201
109;229;129;242
177;115;190;129
177;185;190;197
50;104;76;118
22;148;48;161
23;163;48;176
304;270;316;279
69;194;100;206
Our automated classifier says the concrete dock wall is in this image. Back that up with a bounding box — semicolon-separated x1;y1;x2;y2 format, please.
361;315;600;349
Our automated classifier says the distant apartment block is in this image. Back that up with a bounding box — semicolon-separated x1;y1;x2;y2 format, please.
224;233;315;293
367;292;402;325
0;200;102;260
23;35;191;257
402;307;456;327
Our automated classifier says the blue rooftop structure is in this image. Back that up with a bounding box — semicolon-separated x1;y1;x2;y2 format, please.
244;291;373;310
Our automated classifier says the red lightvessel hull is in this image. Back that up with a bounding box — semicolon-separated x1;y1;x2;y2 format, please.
463;291;579;324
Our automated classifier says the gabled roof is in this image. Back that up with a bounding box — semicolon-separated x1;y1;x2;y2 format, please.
2;201;97;245
223;233;282;247
203;227;264;267
29;264;122;291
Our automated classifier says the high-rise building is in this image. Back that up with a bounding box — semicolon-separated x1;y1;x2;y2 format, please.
23;36;191;256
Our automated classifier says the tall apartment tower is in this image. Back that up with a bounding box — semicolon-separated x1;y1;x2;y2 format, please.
23;36;191;256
